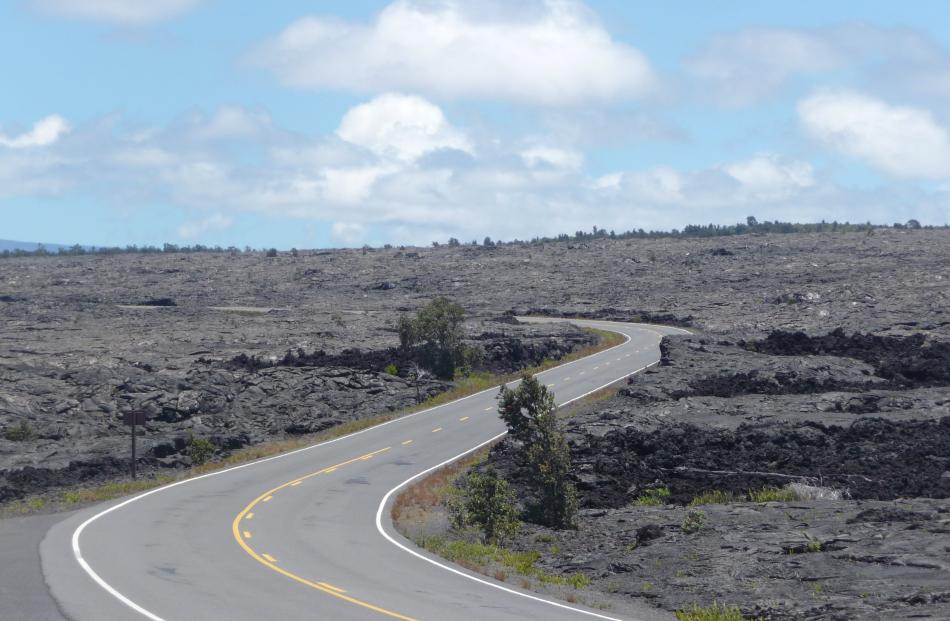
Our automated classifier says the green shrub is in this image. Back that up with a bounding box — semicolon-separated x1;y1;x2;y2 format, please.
749;486;801;503
450;468;521;545
682;509;706;533
635;487;671;506
4;420;35;442
689;490;740;506
676;602;759;621
188;436;215;465
566;573;591;589
384;363;399;376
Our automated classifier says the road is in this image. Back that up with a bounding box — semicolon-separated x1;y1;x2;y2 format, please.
40;319;683;621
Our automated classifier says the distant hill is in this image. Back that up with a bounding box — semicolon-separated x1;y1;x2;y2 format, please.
0;239;75;252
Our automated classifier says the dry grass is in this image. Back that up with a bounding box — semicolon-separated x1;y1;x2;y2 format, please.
391;448;488;526
558;384;621;418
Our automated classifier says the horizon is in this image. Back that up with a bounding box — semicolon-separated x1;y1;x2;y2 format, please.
1;216;943;254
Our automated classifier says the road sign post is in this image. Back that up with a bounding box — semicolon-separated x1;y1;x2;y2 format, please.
122;411;146;479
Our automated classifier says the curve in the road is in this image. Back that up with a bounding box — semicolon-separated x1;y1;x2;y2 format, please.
46;319;689;621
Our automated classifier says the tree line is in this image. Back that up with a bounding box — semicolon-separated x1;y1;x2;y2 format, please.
3;217;942;259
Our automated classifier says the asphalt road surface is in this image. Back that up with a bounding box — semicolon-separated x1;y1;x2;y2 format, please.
41;319;684;621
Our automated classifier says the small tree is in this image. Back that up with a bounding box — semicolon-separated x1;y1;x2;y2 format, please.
450;468;520;544
498;374;556;444
188;436;215;465
4;420;35;442
498;375;577;529
397;297;479;379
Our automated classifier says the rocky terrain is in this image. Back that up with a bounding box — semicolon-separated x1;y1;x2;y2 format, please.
1;227;948;618
0;312;590;503
482;328;950;619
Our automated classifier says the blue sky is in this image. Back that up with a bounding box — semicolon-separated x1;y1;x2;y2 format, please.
2;1;949;248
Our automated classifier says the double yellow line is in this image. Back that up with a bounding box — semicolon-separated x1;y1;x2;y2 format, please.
231;447;419;621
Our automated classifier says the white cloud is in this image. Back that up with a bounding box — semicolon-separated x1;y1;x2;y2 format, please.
687;28;842;105
798;90;950;179
321;166;394;204
331;222;366;244
336;93;471;162
0;115;70;149
252;0;655;105
3;103;946;246
190;107;271;141
686;23;950;109
177;213;233;239
520;146;583;170
724;154;814;200
31;0;205;24
616;167;685;204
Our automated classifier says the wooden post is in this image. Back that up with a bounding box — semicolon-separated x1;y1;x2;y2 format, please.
123;412;146;479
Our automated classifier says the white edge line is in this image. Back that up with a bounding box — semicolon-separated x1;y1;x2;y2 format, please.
70;319;685;620
375;351;664;621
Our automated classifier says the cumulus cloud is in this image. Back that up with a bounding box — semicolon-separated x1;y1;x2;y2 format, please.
0;115;70;149
3;102;945;246
252;0;655;105
30;0;205;24
687;23;950;107
336;93;471;162
724;154;815;200
688;28;842;106
188;107;271;141
331;222;366;243
177;213;233;239
798;90;950;179
520;146;583;170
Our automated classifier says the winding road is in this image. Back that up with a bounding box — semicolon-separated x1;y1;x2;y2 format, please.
40;318;684;621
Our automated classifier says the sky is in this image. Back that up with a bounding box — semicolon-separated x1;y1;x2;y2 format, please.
2;1;950;248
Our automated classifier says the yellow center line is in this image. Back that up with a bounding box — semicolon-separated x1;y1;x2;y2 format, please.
232;446;415;621
290;480;302;487
262;495;273;503
459;416;469;422
317;582;347;594
431;427;442;433
401;440;413;445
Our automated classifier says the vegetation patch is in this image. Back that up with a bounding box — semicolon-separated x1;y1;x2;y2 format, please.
689;490;741;506
415;536;590;590
635;487;671;506
682;510;706;533
3;420;35;442
675;602;761;621
748;486;801;503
